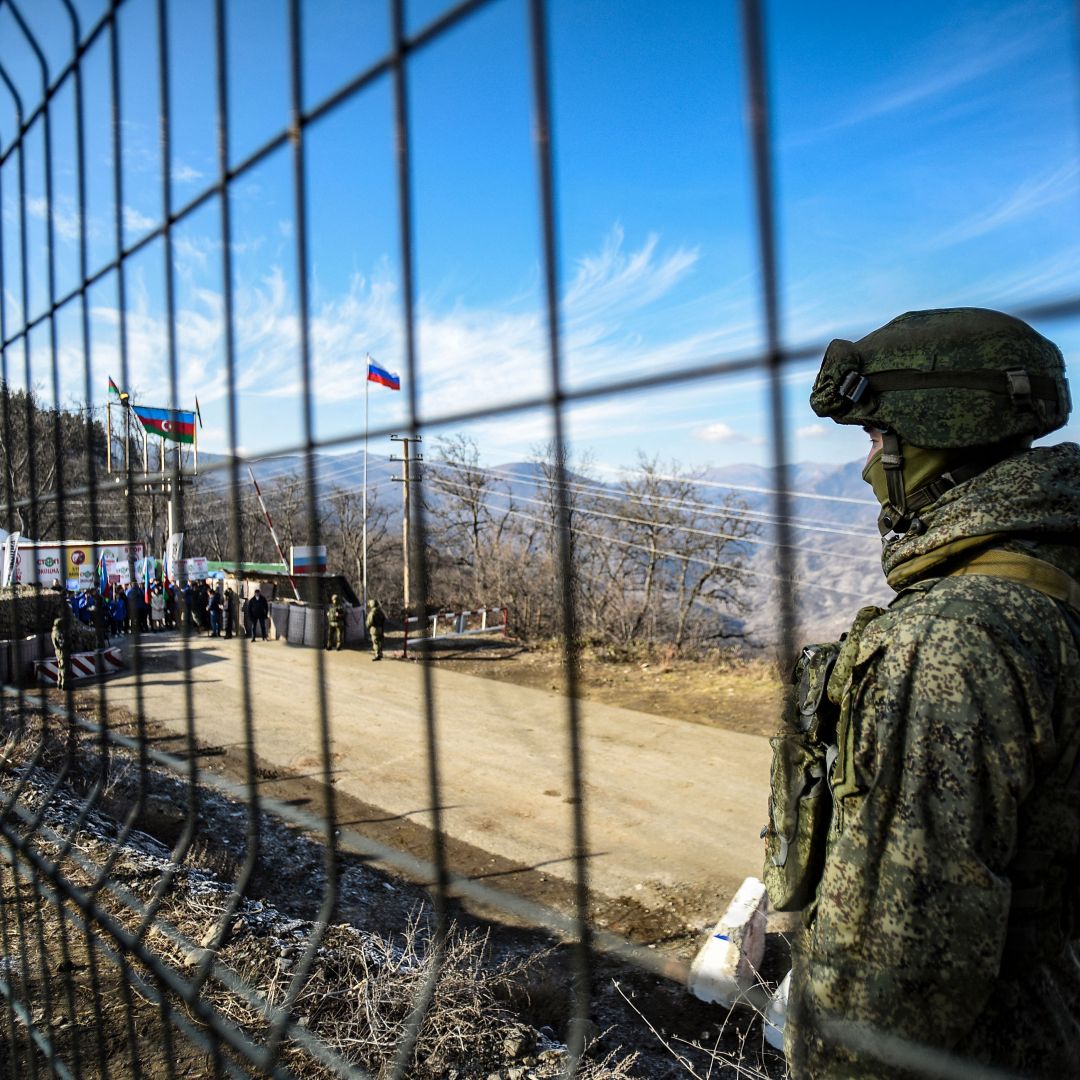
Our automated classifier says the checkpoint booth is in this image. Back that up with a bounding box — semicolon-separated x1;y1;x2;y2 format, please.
208;561;363;648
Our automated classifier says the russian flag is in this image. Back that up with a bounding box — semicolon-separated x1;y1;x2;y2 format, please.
367;360;401;391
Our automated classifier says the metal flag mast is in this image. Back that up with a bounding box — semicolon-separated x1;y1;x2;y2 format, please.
363;352;370;613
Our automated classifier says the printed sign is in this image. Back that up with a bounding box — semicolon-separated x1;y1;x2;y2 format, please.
165;532;184;578
103;557;132;588
1;532;20;587
173;556;209;582
13;542;144;588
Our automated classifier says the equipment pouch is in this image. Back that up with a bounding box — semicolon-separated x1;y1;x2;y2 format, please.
762;643;841;912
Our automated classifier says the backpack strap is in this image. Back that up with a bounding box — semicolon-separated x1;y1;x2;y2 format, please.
944;548;1080;612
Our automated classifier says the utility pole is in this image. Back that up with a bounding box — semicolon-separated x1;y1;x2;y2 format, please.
390;434;422;615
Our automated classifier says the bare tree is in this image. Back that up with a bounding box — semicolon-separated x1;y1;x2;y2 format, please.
0;385;109;539
325;482;393;599
425;434;501;602
611;455;757;651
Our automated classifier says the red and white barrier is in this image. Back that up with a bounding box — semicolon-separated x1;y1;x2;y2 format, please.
35;647;124;685
402;606;509;657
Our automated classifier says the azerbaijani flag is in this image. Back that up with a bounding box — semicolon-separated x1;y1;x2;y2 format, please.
131;405;196;444
143;554;152;606
108;376;129;403
367;359;401;391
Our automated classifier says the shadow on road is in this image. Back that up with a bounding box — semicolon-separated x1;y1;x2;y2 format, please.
339;804;464;826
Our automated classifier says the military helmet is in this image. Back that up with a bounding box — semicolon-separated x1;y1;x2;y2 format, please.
810;308;1070;448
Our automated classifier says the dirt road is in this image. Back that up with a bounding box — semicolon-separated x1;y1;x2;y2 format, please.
103;635;773;939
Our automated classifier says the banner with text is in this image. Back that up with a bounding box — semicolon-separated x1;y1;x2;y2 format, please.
13;543;145;589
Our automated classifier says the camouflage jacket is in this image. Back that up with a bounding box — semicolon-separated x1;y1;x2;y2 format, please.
791;443;1080;1079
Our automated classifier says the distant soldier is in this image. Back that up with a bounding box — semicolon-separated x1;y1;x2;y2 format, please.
90;588;108;649
51;614;70;691
325;594;346;651
365;599;385;661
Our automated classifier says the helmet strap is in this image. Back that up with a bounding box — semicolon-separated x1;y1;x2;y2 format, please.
872;434;1032;537
879;430;909;533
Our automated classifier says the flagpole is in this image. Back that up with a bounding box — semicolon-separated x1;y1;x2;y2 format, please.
362;354;369;613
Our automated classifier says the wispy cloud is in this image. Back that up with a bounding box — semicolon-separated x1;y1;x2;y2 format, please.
795;424;828;440
172;162;203;184
789;3;1065;145
698;421;741;443
694;421;765;446
55;227;763;453
25;195;84;242
219;227;736;417
928;161;1080;249
123;206;157;233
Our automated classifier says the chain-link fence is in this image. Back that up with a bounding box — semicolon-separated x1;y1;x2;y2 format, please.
0;0;1077;1077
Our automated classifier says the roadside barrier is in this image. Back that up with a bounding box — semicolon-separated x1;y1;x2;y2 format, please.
34;648;125;684
402;606;509;657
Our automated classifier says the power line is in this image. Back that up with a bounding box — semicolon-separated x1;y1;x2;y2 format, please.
421;484;883;602
427;469;882;565
428;457;882;540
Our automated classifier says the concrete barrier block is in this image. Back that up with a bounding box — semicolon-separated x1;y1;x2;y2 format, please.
687;876;768;1007
345;605;365;643
286;605;307;645
303;606;322;648
270;603;290;641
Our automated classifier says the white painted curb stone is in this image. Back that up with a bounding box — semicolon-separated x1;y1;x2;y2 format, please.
763;970;790;1050
687;876;768;1007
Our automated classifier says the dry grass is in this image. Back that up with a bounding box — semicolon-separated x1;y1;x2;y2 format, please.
613;979;787;1080
0;710;645;1079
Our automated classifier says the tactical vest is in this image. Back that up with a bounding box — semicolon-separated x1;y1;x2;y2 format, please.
762;548;1080;921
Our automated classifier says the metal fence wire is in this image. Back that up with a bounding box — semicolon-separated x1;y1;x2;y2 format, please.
0;0;1075;1077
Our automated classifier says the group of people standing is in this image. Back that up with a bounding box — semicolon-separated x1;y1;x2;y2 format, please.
54;580;387;682
200;583;269;641
62;578;275;643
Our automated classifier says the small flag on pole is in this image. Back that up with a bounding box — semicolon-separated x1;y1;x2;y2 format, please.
366;359;401;391
194;397;203;429
108;376;129;403
143;554;152;607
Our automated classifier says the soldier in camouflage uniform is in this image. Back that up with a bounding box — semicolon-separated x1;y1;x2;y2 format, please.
365;599;385;661
51;614;71;691
771;308;1080;1078
325;594;345;651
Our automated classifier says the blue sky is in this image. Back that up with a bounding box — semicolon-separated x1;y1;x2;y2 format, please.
0;0;1077;477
